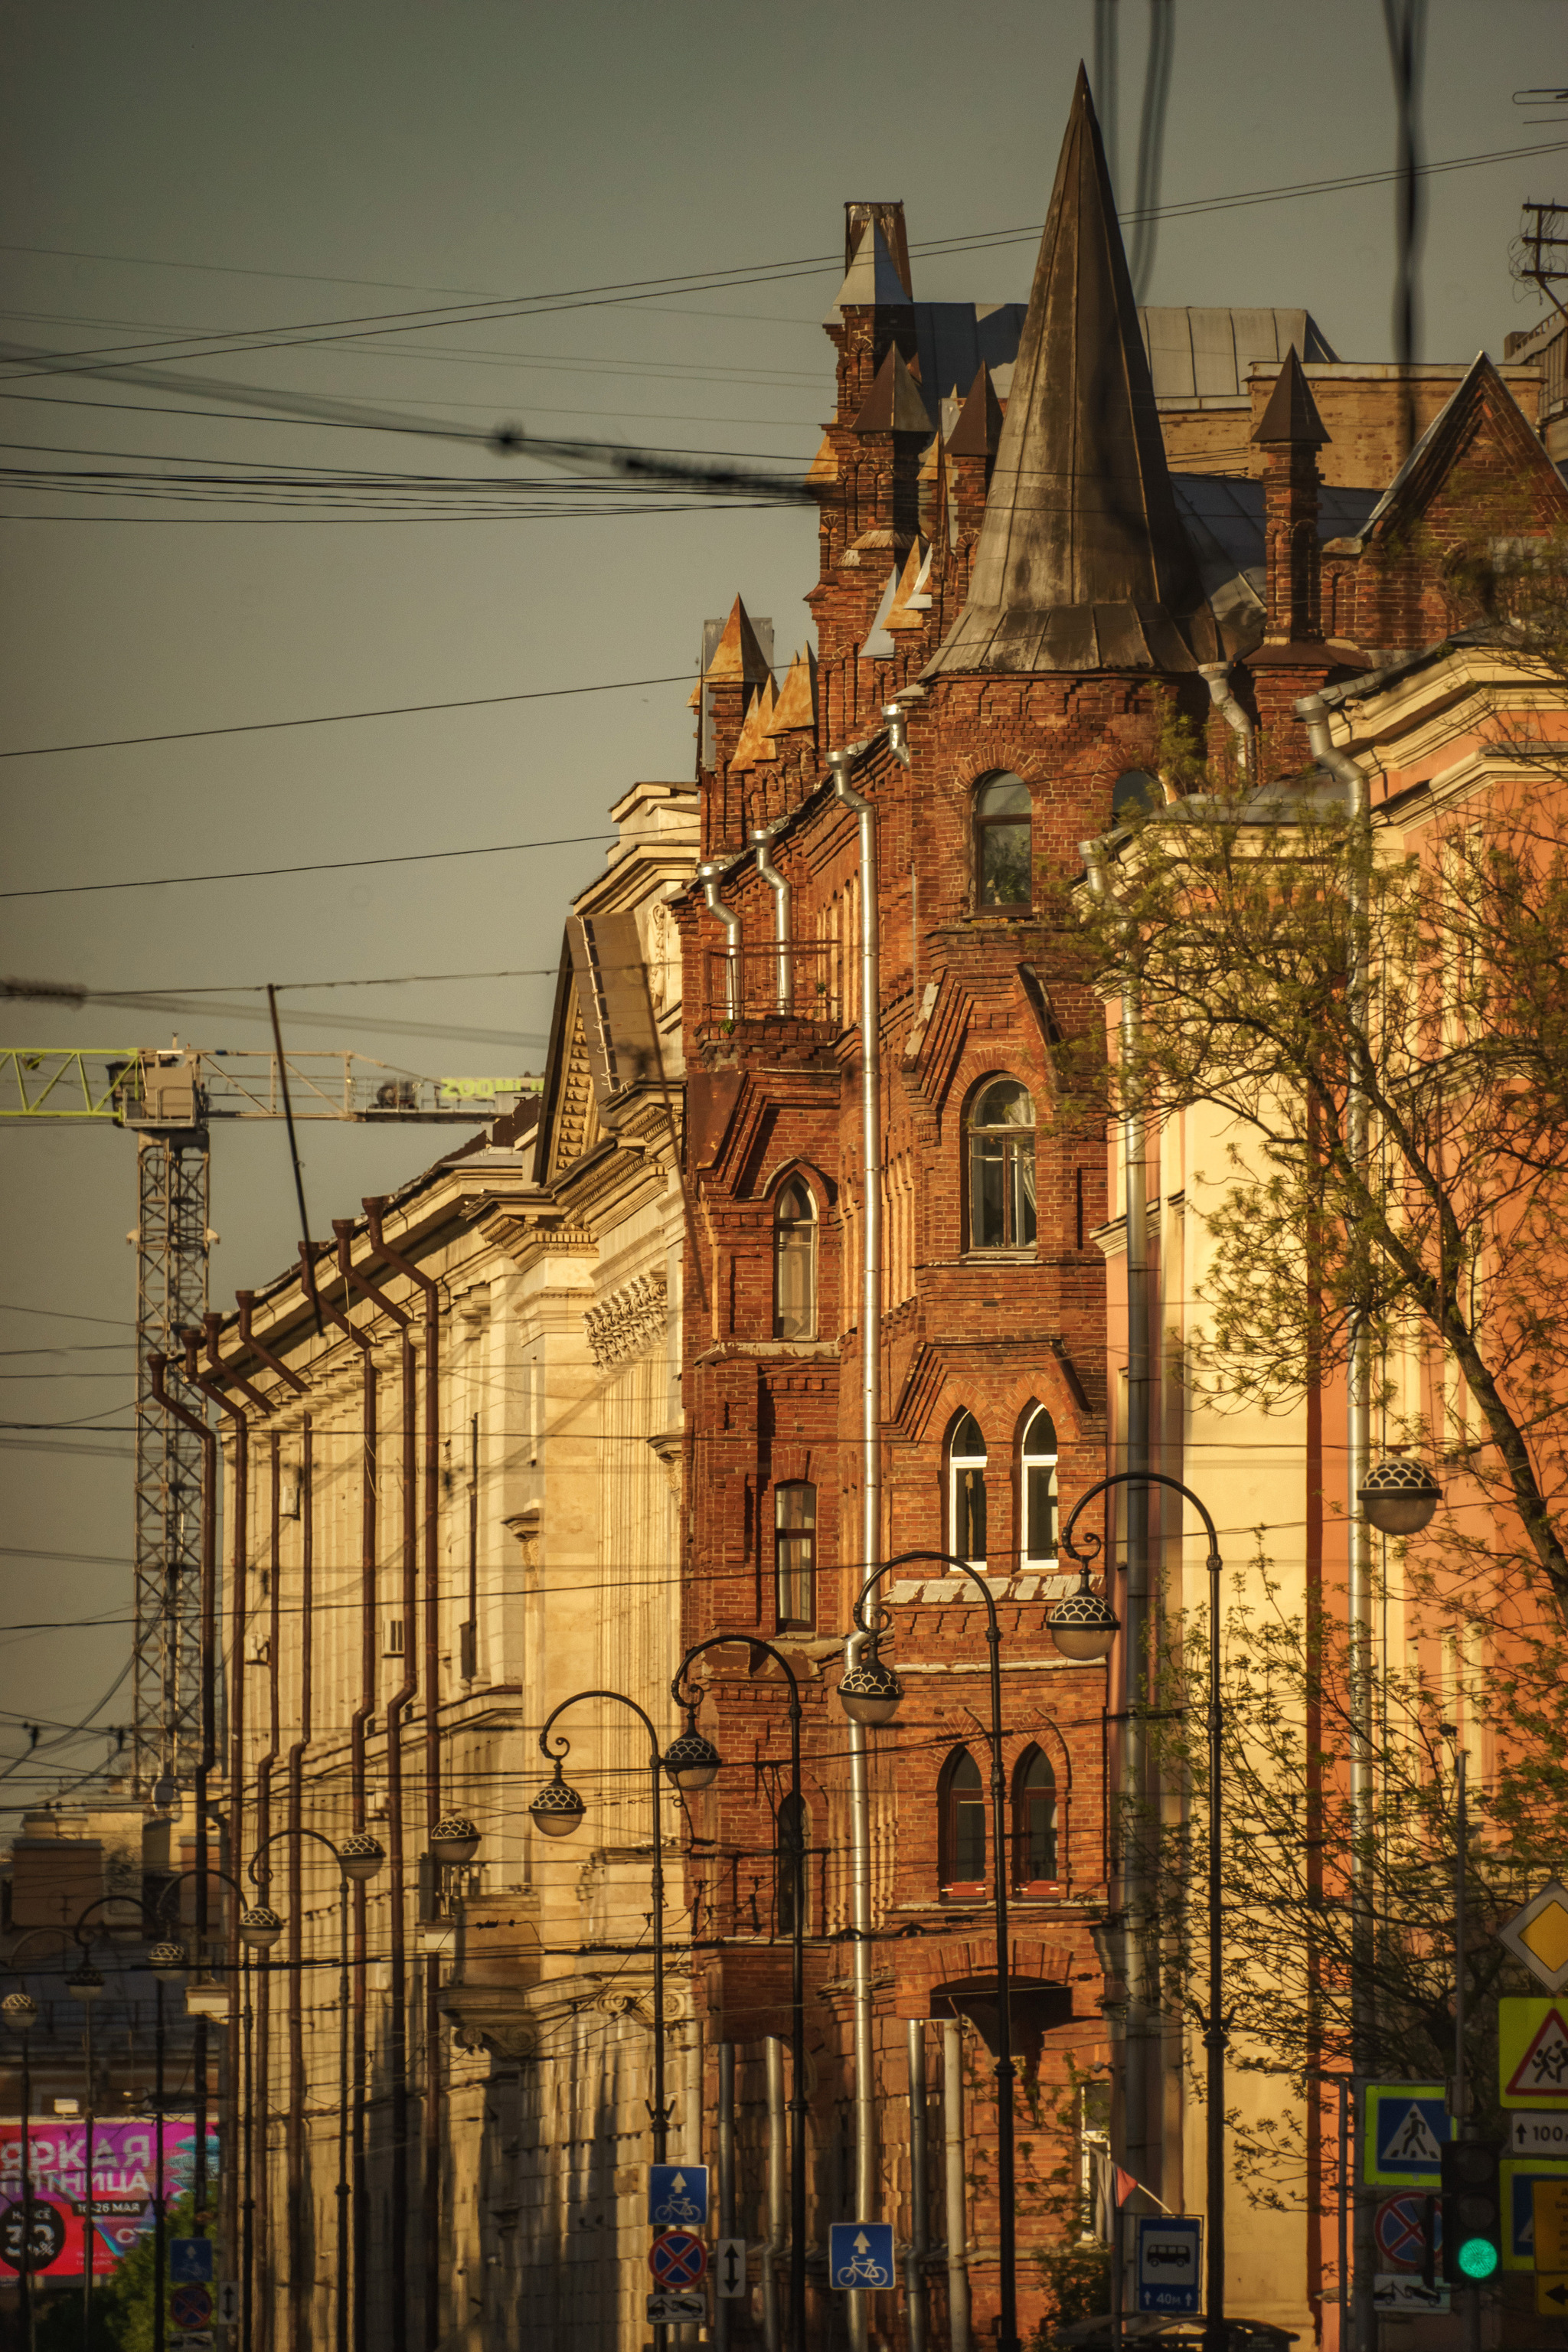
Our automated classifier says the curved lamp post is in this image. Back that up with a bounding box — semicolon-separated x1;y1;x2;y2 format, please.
1047;1475;1225;2352
839;1548;1021;2352
668;1638;808;2352
243;1828;386;2352
529;1691;682;2352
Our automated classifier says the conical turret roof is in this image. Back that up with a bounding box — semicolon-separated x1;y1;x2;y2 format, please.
1253;346;1329;447
926;67;1219;676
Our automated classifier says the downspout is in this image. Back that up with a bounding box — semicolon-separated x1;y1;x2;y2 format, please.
1297;690;1374;2351
335;1234;414;2352
1198;663;1254;783
198;1317;273;2313
287;1418;313;2352
906;2019;929;2352
750;826;792;1013
1081;838;1155;2209
149;1351;217;2242
762;2039;786;2352
829;741;883;2352
942;2019;971;2352
698;861;742;1018
255;1430;283;2352
362;1197;443;2352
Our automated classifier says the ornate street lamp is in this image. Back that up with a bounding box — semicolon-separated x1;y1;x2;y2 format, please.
670;1639;808;2352
1359;1452;1442;1537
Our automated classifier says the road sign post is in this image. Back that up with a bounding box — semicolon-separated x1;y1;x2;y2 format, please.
1364;2084;1451;2186
649;2231;707;2293
170;2238;214;2284
1136;2216;1202;2314
646;2292;706;2326
828;2223;895;2290
1498;1883;1568;1995
1499;2001;1568;2108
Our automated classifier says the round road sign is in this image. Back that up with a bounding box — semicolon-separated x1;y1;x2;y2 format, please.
1375;2194;1440;2270
171;2282;214;2329
649;2230;707;2289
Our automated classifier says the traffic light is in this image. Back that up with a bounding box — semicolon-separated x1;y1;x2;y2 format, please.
1441;2139;1503;2284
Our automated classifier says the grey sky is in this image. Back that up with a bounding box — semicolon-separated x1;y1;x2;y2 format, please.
1;0;1560;1782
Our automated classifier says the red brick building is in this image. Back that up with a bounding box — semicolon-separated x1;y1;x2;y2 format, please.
668;67;1568;2352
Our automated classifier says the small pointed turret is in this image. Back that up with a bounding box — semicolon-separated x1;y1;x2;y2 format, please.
946;364;1004;459
704;596;773;686
1253;346;1329;449
853;346;933;436
767;648;818;737
926;67;1220;675
730;678;778;769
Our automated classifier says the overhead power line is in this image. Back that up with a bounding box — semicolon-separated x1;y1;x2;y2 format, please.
0;827;619;900
0;671;692;760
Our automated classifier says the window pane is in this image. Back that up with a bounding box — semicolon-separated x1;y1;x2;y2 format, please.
776;1483;816;1531
976;774;1031;818
976;1079;1034;1129
952;1413;985;1460
1024;1407;1058;1455
1012;1138;1037;1245
972;1135;1005;1247
956;1465;987;1560
1024;1790;1058;1878
980;819;1031;908
776;1221;815;1340
954;1794;987;1880
1026;1462;1057;1560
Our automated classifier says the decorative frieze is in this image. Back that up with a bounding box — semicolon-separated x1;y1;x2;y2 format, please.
584;1268;668;1367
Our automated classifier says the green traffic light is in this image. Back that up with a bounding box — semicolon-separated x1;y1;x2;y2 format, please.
1457;2239;1499;2281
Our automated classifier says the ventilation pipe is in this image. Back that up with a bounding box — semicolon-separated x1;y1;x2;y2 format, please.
362;1197;443;2352
829;740;883;2352
750;826;792;1012
699;861;742;1018
762;2039;786;2352
1080;837;1155;2212
1197;663;1254;782
1298;688;1375;2350
942;2020;971;2352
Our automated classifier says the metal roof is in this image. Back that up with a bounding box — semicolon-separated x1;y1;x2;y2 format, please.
1138;307;1338;401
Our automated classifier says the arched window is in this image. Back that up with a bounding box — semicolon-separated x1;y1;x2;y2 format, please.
775;1482;816;1630
1021;1406;1059;1565
939;1748;987;1888
773;1178;818;1341
975;773;1033;910
1112;768;1158;822
949;1413;987;1564
1014;1746;1059;1885
776;1791;809;1936
968;1079;1037;1251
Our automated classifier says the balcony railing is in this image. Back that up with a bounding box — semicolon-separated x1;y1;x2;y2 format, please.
703;941;841;1026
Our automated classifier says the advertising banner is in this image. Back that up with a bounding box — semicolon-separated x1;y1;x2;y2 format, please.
0;2119;212;2278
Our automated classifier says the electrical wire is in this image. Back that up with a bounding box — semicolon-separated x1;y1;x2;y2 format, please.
0;827;620;900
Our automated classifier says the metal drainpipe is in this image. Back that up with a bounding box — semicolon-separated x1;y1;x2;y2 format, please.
699;861;742;1018
198;1317;273;2334
750;826;793;1012
716;2043;736;2352
362;1197;443;2352
763;2039;786;2352
1081;837;1155;2207
1198;663;1255;783
235;1289;304;2352
830;741;883;2352
1297;691;1374;2352
149;1351;217;2243
288;1417;314;2352
942;2020;971;2352
255;1429;283;2352
906;2020;929;2352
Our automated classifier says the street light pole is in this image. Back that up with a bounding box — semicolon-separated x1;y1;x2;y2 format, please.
242;1827;385;2352
838;1549;1021;2352
1050;1474;1226;2352
2;1990;39;2352
666;1637;808;2352
529;1690;675;2352
67;1962;106;2350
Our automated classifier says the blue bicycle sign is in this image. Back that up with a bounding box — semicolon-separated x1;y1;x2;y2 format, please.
830;2222;894;2289
648;2165;709;2227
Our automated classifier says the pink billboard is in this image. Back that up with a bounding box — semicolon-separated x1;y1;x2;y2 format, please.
0;2119;211;2277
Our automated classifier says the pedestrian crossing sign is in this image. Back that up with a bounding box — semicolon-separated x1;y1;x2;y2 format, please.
1364;2084;1451;2185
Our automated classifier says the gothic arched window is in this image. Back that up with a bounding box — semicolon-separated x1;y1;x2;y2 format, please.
1021;1406;1059;1566
1014;1746;1059;1886
949;1413;987;1565
968;1078;1037;1251
975;773;1032;910
773;1178;818;1341
940;1747;987;1888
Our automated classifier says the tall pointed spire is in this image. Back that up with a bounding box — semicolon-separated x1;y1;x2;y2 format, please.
926;66;1220;675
